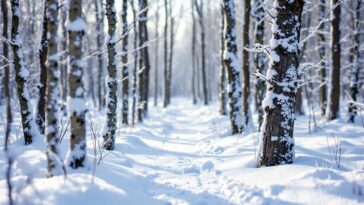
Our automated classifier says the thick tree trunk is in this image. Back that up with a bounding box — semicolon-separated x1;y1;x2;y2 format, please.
348;0;361;123
68;0;87;168
242;0;251;126
121;0;129;125
258;0;304;167
11;0;38;145
222;0;244;135
327;0;341;120
318;0;327;116
219;5;227;115
46;0;63;176
103;0;118;150
37;3;48;135
254;0;266;129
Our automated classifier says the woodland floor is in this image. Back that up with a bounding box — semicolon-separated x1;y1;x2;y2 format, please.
0;98;364;205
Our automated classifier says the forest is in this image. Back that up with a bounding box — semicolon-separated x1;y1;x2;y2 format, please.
0;0;363;204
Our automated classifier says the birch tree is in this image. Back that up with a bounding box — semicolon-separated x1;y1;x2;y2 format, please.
219;4;227;115
348;0;362;123
121;0;129;125
191;0;197;105
222;0;244;134
254;0;266;129
258;0;304;167
95;0;105;110
242;0;251;126
318;0;327;116
67;0;87;168
10;0;38;145
103;0;118;150
154;0;160;106
46;0;63;176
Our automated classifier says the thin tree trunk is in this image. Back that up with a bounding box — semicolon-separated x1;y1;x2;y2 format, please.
194;0;208;105
37;2;48;135
60;9;68;114
191;0;197;105
46;0;63;176
154;0;159;106
11;0;38;145
1;0;12;125
258;0;304;167
222;0;244;134
318;0;327;116
131;0;138;127
242;0;251;126
254;0;266;129
348;0;361;123
103;0;118;150
167;15;174;105
68;0;87;168
95;0;105;110
327;0;341;120
163;0;169;107
219;5;227;115
121;0;129;124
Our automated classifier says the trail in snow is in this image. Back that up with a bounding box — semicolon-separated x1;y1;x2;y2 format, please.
0;99;364;205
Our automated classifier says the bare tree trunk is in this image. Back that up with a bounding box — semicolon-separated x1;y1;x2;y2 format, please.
348;0;361;123
37;3;48;135
191;0;197;105
327;0;341;120
11;0;38;145
195;0;208;105
167;13;174;106
222;0;244;135
60;8;68;114
103;0;118;150
46;0;63;176
95;0;105;110
163;0;169;107
121;0;129;124
219;5;227;115
242;0;251;126
137;0;151;121
68;0;87;168
318;0;327;116
131;0;138;127
258;0;304;167
1;0;12;125
254;0;266;129
154;0;159;106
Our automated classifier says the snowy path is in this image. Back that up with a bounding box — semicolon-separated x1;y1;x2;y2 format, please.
1;99;364;205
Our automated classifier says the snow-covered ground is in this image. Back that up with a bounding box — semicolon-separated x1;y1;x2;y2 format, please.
1;99;364;205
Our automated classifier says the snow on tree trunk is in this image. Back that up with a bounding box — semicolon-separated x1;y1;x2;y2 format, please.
222;0;244;135
10;0;39;145
60;10;68;115
121;0;129;125
2;0;12;125
326;0;341;120
37;3;48;135
347;0;361;123
67;0;87;168
154;0;160;106
103;0;118;150
191;0;197;105
254;0;266;130
137;0;151;121
258;0;304;167
46;0;63;176
131;0;139;127
242;0;251;126
219;5;227;116
318;0;327;116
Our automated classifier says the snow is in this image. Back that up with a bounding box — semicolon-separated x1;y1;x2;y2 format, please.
66;17;87;32
1;99;364;205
